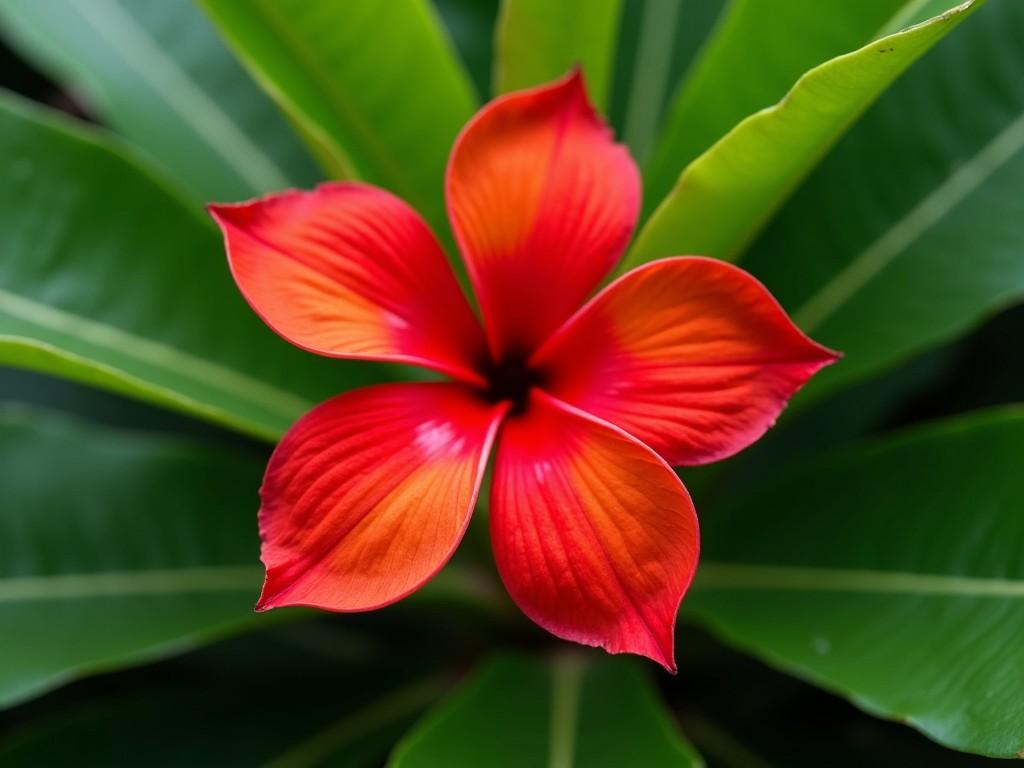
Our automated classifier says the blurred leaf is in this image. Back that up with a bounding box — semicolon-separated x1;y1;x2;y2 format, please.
743;0;1024;404
0;92;385;441
642;0;906;215
625;0;979;269
0;406;268;708
686;407;1024;757
433;0;500;99
617;0;680;163
0;633;444;767
610;0;725;161
0;0;319;203
494;0;622;110
390;653;702;767
197;0;476;238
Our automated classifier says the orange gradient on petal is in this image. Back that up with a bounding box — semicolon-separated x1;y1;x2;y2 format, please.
209;183;487;384
258;383;506;612
490;391;698;671
447;70;640;360
535;257;839;465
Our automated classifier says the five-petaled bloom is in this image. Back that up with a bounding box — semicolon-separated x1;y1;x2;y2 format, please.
209;70;837;671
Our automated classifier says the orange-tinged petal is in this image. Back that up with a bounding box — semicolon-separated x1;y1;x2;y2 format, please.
447;70;640;361
490;391;699;670
209;183;487;384
534;257;839;466
257;383;506;612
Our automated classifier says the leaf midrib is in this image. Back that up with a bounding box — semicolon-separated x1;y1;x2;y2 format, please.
793;105;1024;332
0;566;261;602
548;655;584;768
696;562;1024;597
0;288;313;425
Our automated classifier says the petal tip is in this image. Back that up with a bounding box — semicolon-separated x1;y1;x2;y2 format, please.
253;593;275;613
205;202;228;224
601;634;677;673
807;340;843;371
205;200;247;230
564;63;586;92
254;572;285;612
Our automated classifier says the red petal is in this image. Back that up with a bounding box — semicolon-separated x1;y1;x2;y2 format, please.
209;183;487;385
257;383;505;612
447;70;640;361
490;391;699;670
534;257;839;466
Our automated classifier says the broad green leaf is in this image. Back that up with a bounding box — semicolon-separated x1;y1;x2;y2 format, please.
0;92;384;441
642;0;906;213
0;406;267;707
624;0;979;269
0;405;504;709
0;0;319;203
390;653;702;767
610;0;725;162
617;0;681;163
0;633;442;767
686;407;1024;757
673;632;997;768
494;0;622;110
434;0;500;98
197;0;476;238
743;0;1024;403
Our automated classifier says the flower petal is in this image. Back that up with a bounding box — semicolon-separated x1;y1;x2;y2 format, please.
447;69;640;360
209;183;487;384
490;391;698;670
257;383;505;612
533;257;839;466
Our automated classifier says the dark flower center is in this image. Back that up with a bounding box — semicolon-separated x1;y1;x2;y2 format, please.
481;354;546;413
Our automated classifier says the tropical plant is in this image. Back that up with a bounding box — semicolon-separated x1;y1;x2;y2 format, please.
0;0;1021;764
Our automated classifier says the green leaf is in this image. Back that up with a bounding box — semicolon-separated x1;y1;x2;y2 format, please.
0;91;384;441
390;653;702;767
0;633;443;767
0;0;319;203
0;406;268;708
742;0;1024;403
642;0;907;214
434;0;500;99
609;0;725;163
494;0;622;110
624;0;980;270
686;407;1024;757
196;0;476;237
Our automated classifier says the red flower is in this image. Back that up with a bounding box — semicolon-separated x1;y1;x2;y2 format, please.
209;71;837;671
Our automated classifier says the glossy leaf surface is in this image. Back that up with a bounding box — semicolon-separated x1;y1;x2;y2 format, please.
626;0;979;268
744;0;1024;403
391;653;702;767
0;407;265;708
643;0;905;212
687;408;1024;757
0;0;318;202
197;0;476;238
0;93;382;441
494;0;622;110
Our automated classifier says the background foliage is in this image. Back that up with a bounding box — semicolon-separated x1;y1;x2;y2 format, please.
0;0;1021;764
